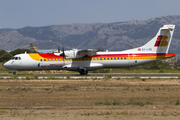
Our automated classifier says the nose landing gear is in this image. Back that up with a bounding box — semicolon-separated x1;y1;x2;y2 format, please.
13;70;17;75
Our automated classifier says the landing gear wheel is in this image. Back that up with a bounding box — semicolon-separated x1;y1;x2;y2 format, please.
80;71;83;75
79;69;88;75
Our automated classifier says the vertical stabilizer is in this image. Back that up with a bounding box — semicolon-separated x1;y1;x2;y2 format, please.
141;25;175;53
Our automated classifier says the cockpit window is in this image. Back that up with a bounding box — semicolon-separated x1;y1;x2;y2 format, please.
11;57;15;60
11;57;21;60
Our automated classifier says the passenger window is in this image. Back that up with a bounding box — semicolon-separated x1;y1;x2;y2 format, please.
93;58;95;60
40;59;42;61
111;57;113;60
54;59;56;61
117;57;119;60
44;59;46;61
114;57;116;60
97;58;98;60
104;58;106;60
100;58;102;60
51;59;53;61
121;57;123;60
107;58;109;60
124;57;126;60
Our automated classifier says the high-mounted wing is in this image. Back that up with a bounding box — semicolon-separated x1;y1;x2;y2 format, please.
61;49;100;59
77;49;99;57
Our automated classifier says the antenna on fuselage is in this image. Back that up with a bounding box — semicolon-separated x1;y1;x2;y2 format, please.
58;45;60;53
129;40;134;49
71;40;74;49
131;42;133;49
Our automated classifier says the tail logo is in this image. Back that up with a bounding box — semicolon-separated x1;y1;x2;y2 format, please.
154;35;168;47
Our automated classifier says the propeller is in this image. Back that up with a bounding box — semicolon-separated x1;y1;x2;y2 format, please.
62;46;65;59
60;46;66;65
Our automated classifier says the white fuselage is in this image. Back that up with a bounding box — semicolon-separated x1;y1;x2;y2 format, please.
3;51;171;72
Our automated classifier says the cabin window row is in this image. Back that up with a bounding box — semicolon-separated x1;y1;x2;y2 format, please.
73;57;126;61
39;57;126;62
40;58;66;62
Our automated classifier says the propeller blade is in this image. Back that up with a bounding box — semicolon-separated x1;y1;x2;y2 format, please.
62;46;65;58
60;46;66;59
58;45;60;53
62;46;65;65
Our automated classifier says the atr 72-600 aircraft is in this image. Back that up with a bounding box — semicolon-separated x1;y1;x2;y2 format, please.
3;25;175;75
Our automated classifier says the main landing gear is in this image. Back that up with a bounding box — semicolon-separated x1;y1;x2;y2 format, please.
79;68;88;75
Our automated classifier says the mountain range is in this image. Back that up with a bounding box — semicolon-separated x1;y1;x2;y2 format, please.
0;15;180;55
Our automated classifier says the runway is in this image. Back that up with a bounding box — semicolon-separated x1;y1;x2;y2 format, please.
0;73;180;79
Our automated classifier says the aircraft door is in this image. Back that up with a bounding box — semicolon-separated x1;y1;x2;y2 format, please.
35;58;43;68
128;53;134;65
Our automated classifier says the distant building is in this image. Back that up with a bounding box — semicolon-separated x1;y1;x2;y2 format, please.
30;44;38;52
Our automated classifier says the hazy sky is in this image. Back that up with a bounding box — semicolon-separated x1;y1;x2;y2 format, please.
0;0;179;29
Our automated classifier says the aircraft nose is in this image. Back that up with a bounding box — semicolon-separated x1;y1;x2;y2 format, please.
3;62;8;68
3;61;11;69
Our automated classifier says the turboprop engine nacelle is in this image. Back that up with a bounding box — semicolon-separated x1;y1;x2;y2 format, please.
60;49;84;59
